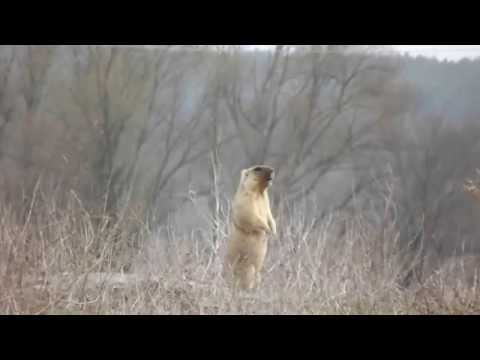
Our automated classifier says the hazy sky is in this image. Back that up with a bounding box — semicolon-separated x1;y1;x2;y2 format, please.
138;45;480;61
248;45;480;61
393;45;480;61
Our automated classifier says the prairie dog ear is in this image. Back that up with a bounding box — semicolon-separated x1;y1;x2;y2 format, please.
239;169;248;187
241;169;248;180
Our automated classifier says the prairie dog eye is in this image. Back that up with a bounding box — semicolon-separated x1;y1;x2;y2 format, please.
254;167;262;172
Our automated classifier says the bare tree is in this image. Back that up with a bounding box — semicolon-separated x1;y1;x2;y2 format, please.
0;46;59;208
0;46;16;146
375;102;480;285
219;45;400;210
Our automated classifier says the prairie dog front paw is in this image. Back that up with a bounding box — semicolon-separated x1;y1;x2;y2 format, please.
269;218;277;236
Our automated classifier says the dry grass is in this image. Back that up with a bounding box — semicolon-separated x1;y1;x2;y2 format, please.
2;190;480;315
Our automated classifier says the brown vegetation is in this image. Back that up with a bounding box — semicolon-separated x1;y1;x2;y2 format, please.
0;183;479;314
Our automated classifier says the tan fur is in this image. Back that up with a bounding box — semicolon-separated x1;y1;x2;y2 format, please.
464;169;480;203
224;165;276;291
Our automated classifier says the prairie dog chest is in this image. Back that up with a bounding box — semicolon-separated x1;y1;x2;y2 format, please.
236;192;268;218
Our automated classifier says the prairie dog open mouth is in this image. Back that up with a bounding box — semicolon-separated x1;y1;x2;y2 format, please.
265;174;274;185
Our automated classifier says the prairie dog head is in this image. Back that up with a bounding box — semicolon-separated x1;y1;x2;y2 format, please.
239;165;275;193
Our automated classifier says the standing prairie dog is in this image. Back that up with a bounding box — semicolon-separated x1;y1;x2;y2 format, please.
224;165;277;290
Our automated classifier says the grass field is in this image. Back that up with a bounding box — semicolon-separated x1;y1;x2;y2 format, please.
1;193;480;315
